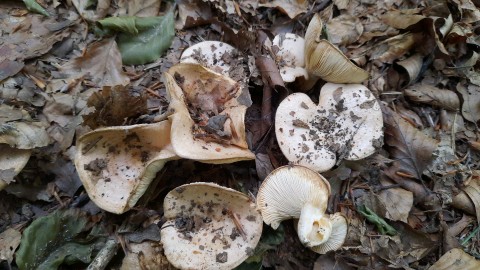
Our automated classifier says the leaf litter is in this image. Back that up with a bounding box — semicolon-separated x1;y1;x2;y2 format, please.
1;0;480;269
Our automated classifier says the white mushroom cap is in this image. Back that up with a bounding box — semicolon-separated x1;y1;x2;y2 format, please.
164;63;255;163
271;33;308;83
310;213;348;254
256;165;331;242
180;41;237;76
275;83;383;172
74;121;177;214
161;182;263;270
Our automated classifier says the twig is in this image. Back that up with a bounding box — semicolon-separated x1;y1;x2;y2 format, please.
87;238;118;270
227;209;247;240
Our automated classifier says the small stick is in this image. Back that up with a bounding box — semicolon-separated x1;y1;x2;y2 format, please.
227;209;247;240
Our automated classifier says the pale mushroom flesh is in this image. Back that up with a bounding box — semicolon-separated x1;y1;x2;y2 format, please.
271;33;308;83
161;182;263;270
275;83;384;172
75;121;176;214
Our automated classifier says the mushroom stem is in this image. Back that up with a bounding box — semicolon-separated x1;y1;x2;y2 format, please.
297;203;332;247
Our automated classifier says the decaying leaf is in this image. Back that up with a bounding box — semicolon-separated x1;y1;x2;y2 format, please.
453;172;480;224
395;53;423;84
381;9;425;29
404;84;460;111
82;85;147;129
15;209;100;270
429;248;480;270
60;38;130;87
326;14;363;46
0;228;22;264
115;0;161;17
383;107;438;180
0;145;31;187
0;122;50;149
369;33;416;63
456;83;480;123
71;0;111;21
22;0;49;16
258;0;308;19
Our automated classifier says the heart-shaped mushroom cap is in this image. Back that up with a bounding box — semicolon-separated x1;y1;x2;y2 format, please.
275;83;383;172
164;63;255;163
161;182;263;270
75;121;176;214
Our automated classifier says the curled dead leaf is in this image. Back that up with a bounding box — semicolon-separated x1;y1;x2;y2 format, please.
404;84;460;111
429;248;480;270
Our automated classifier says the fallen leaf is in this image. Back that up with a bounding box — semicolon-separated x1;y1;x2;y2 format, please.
326;14;363;46
383;107;438;180
404;84;460;111
15;209;98;270
115;0;161;17
71;0;111;21
0;145;31;185
255;153;274;181
258;0;308;19
313;253;353;270
176;0;212;29
82;85;147;129
378;187;413;223
429;248;480;270
381;9;425;29
60;38;130;87
0;228;22;264
456;82;480;123
39;158;83;197
453;173;480;224
117;11;175;65
0;122;50;149
395;53;423;84
369;33;416;63
22;0;49;16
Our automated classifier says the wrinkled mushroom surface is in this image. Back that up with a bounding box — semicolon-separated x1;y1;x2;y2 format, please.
161;182;263;270
75;121;176;214
275;83;383;172
309;212;348;254
270;33;308;83
165;63;254;163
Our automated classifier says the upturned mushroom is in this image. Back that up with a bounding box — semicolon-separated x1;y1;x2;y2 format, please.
164;63;255;163
161;182;263;270
74;120;177;214
305;14;369;83
256;165;347;253
275;83;383;172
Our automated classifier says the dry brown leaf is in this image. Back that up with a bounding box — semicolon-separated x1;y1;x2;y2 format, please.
326;14;363;46
369;33;416;63
176;0;212;29
115;0;161;17
378;187;413;222
0;122;50;149
82;85;147;129
258;0;308;19
313;253;353;270
382;9;425;29
454;173;480;224
395;53;423;84
0;228;22;264
72;0;111;21
404;84;460;111
60;38;130;87
0;145;31;185
429;248;480;270
383;107;439;180
456;83;480;123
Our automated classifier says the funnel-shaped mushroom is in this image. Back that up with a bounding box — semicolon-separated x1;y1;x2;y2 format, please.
164;63;255;163
257;165;347;254
75;121;176;214
161;182;263;270
275;83;383;172
305;14;368;83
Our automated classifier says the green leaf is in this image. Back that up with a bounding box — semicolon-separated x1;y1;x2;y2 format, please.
117;12;175;65
22;0;49;16
357;205;397;236
15;209;93;270
97;17;139;34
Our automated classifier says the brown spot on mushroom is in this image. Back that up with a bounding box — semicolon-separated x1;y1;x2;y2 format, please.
292;119;309;129
301;102;309;109
216;252;228;263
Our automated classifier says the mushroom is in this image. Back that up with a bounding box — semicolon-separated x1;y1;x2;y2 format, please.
269;33;309;83
275;83;383;172
305;14;369;83
164;63;255;163
256;165;347;253
74;120;177;214
161;182;263;270
180;41;238;77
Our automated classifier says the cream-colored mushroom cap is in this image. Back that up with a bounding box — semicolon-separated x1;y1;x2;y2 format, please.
310;213;348;254
271;33;308;83
305;14;368;83
275;83;383;172
165;63;255;163
257;165;331;241
180;41;236;76
161;182;263;270
75;121;177;214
